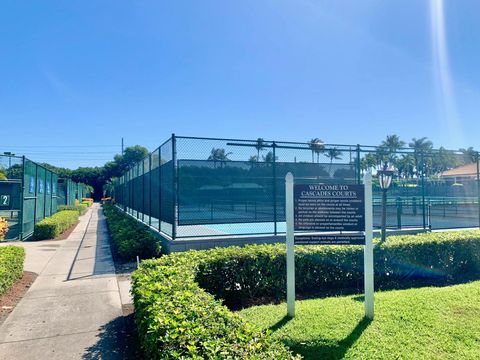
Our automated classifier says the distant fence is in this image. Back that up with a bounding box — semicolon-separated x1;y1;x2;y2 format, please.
0;154;88;240
113;135;480;240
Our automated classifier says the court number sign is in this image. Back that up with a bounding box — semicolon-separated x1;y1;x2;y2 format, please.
0;195;10;207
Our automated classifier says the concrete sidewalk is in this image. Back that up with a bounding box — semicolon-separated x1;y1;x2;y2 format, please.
0;204;127;360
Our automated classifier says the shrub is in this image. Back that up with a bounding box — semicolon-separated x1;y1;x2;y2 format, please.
132;230;480;358
33;210;79;240
195;231;480;304
103;204;160;261
0;217;9;240
58;204;88;216
0;246;25;296
133;254;299;360
82;198;93;207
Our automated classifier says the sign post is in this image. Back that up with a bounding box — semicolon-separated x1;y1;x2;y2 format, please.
363;172;374;319
285;171;374;319
285;172;295;318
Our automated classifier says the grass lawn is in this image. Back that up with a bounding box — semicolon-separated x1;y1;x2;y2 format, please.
239;281;480;359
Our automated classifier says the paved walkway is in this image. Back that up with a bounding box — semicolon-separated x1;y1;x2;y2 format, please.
0;204;129;360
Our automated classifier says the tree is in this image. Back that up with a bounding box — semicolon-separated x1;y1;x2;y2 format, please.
360;153;378;173
207;148;232;168
459;147;477;164
308;138;324;163
409;137;433;177
248;155;258;164
396;154;415;178
379;134;405;169
262;151;277;163
255;138;266;162
324;148;343;173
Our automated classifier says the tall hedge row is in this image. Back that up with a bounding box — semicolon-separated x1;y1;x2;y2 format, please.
33;210;79;240
0;246;25;296
133;252;300;359
132;230;480;358
103;204;160;261
196;231;480;304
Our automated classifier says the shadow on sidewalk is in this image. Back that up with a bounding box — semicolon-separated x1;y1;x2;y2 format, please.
82;313;142;360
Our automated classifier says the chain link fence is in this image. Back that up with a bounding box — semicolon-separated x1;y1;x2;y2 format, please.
112;135;480;240
0;154;87;240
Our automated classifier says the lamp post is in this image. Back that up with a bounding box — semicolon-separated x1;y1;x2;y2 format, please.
3;152;15;169
378;168;394;242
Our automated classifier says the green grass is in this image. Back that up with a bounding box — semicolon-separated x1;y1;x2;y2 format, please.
239;281;480;359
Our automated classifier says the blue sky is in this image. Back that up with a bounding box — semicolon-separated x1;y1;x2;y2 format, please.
1;0;480;168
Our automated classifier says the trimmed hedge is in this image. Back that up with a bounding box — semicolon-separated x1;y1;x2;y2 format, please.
132;230;480;358
33;210;79;240
58;204;88;215
103;204;160;261
196;231;480;304
133;254;299;359
0;246;25;296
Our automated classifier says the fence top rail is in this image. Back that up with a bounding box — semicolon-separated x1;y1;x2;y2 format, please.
175;135;477;156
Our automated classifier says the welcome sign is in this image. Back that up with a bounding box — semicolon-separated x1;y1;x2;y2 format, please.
293;183;365;245
285;172;374;319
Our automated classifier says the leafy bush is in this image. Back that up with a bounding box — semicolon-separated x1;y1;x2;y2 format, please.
195;231;480;304
33;210;79;240
103;204;160;261
58;204;88;215
132;231;480;359
0;246;25;296
0;217;9;240
133;253;299;360
82;198;93;207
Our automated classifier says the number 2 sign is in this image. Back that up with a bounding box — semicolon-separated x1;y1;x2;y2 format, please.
0;195;10;207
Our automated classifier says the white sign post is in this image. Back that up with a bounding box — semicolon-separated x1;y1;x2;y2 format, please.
285;172;295;318
285;171;374;319
363;172;374;319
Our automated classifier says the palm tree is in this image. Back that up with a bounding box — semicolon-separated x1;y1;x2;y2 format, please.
262;151;277;163
255;138;266;162
379;134;405;169
360;153;378;173
325;148;343;173
248;155;258;164
409;137;433;177
308;138;324;163
459;147;477;164
208;148;232;168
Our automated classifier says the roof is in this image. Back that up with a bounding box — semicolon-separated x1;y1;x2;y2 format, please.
440;163;478;178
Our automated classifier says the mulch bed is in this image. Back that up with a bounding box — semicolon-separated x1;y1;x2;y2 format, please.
55;221;80;240
0;271;37;326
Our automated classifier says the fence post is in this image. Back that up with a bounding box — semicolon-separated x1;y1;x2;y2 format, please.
421;153;426;230
149;153;152;227
172;133;177;240
159;147;162;233
273;141;277;236
356;144;361;184
396;196;402;229
477;152;480;229
19;156;26;240
142;160;145;223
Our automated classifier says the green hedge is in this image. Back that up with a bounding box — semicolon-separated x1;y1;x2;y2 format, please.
33;210;79;240
58;204;88;215
103;204;160;261
133;254;299;359
132;230;480;358
0;246;25;296
195;231;480;304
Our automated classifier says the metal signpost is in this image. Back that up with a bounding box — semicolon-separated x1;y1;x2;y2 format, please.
285;172;374;319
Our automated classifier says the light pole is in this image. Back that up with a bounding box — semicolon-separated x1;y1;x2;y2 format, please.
3;152;15;169
378;168;394;242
